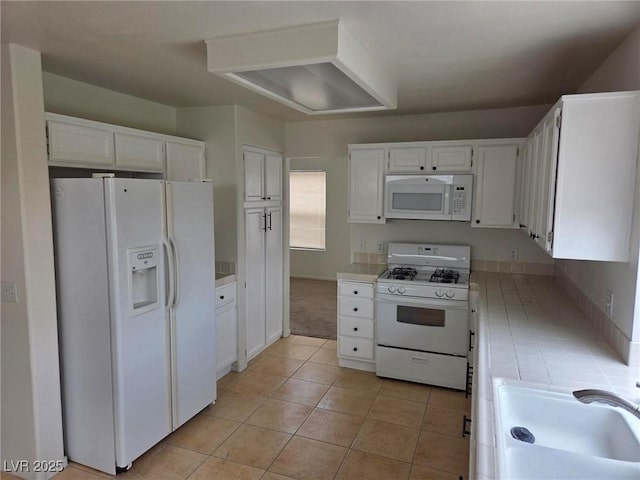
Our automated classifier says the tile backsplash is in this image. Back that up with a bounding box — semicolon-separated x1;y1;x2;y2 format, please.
352;252;387;264
554;262;638;367
215;260;236;274
472;260;554;276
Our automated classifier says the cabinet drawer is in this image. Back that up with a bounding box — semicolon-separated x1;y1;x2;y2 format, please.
338;282;374;299
339;316;374;339
338;297;373;318
338;336;374;360
215;282;236;309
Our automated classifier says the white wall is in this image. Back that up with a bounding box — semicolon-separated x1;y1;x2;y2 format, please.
567;25;640;346
285;104;553;279
176;105;237;262
1;44;65;479
42;72;177;135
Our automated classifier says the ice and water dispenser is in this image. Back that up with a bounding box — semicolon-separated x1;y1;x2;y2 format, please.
128;246;161;316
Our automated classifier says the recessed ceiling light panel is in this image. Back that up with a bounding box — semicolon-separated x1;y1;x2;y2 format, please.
205;21;397;114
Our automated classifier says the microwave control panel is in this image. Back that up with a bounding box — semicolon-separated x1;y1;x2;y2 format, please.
452;175;473;221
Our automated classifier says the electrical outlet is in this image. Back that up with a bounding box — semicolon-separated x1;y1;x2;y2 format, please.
359;240;367;252
509;248;518;261
2;282;17;303
376;241;385;253
605;289;614;315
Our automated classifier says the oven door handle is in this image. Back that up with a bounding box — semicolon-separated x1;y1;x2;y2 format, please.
376;294;469;310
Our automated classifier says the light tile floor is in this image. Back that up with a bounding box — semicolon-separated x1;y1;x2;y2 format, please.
3;336;470;480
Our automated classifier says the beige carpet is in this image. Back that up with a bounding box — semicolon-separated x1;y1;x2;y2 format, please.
289;277;337;340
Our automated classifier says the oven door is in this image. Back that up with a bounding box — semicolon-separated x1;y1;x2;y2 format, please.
376;294;469;356
384;175;452;220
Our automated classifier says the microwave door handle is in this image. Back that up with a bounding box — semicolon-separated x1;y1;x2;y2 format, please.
443;185;451;215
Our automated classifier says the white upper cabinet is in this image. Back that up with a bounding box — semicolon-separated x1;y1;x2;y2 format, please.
114;133;164;171
243;148;282;203
165;141;205;181
348;146;386;223
48;118;114;167
431;144;473;172
46;113;204;178
388;146;428;173
386;141;474;174
472;143;520;228
523;92;640;261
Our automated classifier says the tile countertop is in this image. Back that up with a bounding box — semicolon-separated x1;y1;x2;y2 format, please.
215;273;236;288
471;272;640;480
336;263;388;283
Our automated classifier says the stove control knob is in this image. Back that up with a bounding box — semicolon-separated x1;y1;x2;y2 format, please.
387;285;396;293
435;289;444;297
445;290;455;298
397;287;406;294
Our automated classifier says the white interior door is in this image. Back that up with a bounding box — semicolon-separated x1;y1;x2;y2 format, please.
167;181;216;428
105;178;170;468
265;206;283;345
245;208;266;359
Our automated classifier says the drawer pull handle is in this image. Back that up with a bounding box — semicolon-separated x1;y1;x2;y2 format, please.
353;327;358;332
353;307;358;312
219;295;225;300
354;290;358;295
353;347;358;352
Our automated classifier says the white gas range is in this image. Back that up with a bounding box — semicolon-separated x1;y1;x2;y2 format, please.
375;243;471;390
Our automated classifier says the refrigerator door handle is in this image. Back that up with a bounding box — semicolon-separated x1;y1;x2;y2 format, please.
163;237;176;308
170;237;180;307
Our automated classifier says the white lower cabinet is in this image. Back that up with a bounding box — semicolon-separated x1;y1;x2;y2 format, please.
337;280;375;371
245;206;283;360
215;282;237;380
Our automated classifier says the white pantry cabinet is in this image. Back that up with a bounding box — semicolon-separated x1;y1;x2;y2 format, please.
46;113;205;178
522;92;640;261
245;206;283;360
215;281;237;380
472;143;521;228
347;145;386;223
243;147;282;203
337;280;376;372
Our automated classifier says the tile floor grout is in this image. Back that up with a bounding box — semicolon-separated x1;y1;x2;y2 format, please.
10;336;470;480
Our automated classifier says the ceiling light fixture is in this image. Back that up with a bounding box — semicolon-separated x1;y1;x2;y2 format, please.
205;20;397;115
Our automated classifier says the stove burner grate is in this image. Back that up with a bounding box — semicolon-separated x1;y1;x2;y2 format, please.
388;267;418;280
430;268;460;284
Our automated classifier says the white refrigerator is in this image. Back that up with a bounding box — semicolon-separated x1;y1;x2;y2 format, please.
51;177;216;475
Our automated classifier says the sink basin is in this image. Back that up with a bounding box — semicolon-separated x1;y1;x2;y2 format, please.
494;380;640;479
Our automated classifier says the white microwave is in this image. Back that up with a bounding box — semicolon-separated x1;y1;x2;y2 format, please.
385;174;473;221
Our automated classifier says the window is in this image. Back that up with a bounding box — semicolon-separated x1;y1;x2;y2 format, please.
289;171;326;250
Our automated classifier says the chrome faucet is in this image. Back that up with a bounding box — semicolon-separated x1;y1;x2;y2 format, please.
573;389;640;420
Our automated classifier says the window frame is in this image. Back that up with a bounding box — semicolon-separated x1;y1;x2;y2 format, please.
288;169;327;252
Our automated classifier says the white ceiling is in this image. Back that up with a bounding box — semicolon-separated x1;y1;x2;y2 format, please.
2;1;639;121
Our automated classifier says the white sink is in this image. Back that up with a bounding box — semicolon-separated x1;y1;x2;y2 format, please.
494;380;640;479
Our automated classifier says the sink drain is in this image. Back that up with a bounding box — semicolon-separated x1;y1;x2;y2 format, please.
511;426;535;444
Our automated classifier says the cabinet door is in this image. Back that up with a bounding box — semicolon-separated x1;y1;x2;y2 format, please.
216;303;237;376
165;142;205;181
348;147;386;223
526;128;544;239
472;144;519;228
244;150;265;202
264;153;282;202
245;208;266;359
48;120;114;167
388;146;428;173
516;141;531;231
264;206;283;345
536;109;561;253
431;145;473;172
115;133;164;171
